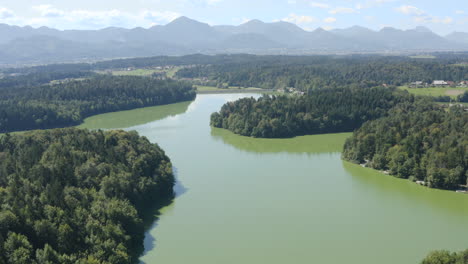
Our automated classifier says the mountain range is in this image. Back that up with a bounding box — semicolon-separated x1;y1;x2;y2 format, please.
1;16;468;66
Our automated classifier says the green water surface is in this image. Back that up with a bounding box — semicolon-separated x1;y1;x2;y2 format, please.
82;94;468;264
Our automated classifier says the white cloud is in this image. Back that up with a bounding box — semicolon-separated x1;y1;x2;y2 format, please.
233;17;251;24
33;5;65;18
396;5;454;25
414;16;453;25
324;17;337;23
356;0;397;10
329;7;357;14
455;10;465;15
5;5;181;29
205;0;223;5
395;5;425;16
0;7;14;19
310;2;330;9
281;13;317;25
142;11;182;23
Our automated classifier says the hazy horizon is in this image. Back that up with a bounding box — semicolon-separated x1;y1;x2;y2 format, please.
0;15;465;36
0;0;467;34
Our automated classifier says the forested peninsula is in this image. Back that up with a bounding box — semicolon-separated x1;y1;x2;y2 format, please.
0;75;196;133
343;101;467;190
210;87;410;138
0;128;174;263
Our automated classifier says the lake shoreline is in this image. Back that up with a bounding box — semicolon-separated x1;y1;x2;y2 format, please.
196;89;273;94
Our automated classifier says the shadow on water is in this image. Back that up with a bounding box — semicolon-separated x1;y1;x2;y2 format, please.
343;161;468;216
132;167;188;264
210;127;351;154
79;100;193;130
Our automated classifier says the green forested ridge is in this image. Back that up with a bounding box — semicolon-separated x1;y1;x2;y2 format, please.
0;75;196;132
0;71;94;89
176;56;468;90
0;128;175;263
211;87;410;138
343;101;467;190
1;54;266;75
5;53;468;84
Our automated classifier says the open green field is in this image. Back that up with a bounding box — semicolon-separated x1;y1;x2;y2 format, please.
109;69;164;76
399;86;468;98
102;66;182;78
166;67;180;78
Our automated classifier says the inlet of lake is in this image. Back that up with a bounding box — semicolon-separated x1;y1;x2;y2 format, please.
80;94;468;264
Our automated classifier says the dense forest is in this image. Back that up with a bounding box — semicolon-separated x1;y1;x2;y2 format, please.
421;250;468;264
0;128;175;263
343;101;467;190
211;87;411;138
0;75;196;132
4;53;468;81
176;56;468;91
1;54;265;75
0;71;94;89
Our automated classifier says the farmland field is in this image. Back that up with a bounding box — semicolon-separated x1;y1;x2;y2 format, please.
399;86;468;98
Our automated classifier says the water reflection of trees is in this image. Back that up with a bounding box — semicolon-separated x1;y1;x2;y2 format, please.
343;161;468;216
211;127;350;155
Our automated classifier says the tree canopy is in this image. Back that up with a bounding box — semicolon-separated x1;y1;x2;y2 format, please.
177;56;468;91
343;101;468;190
421;250;468;264
211;87;411;138
0;75;195;132
0;128;175;263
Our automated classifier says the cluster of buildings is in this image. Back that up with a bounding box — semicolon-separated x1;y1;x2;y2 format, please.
277;87;305;96
409;80;468;88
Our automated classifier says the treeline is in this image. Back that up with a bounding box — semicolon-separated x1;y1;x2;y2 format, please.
1;54;265;75
458;91;468;102
0;71;94;89
0;128;175;263
433;91;468;103
5;53;468;79
211;87;410;138
343;101;467;190
0;75;196;132
177;57;468;90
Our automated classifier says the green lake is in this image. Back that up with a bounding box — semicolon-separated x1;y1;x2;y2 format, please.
82;94;468;264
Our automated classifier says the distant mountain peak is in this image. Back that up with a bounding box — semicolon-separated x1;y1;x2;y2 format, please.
172;16;192;22
313;27;327;33
272;20;305;31
0;17;467;65
380;27;400;33
349;25;373;31
242;19;265;26
413;26;433;33
332;25;373;33
167;16;206;27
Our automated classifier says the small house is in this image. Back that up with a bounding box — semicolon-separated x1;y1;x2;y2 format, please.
433;80;448;86
409;81;424;88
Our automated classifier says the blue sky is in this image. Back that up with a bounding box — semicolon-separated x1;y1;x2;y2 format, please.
0;0;467;34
